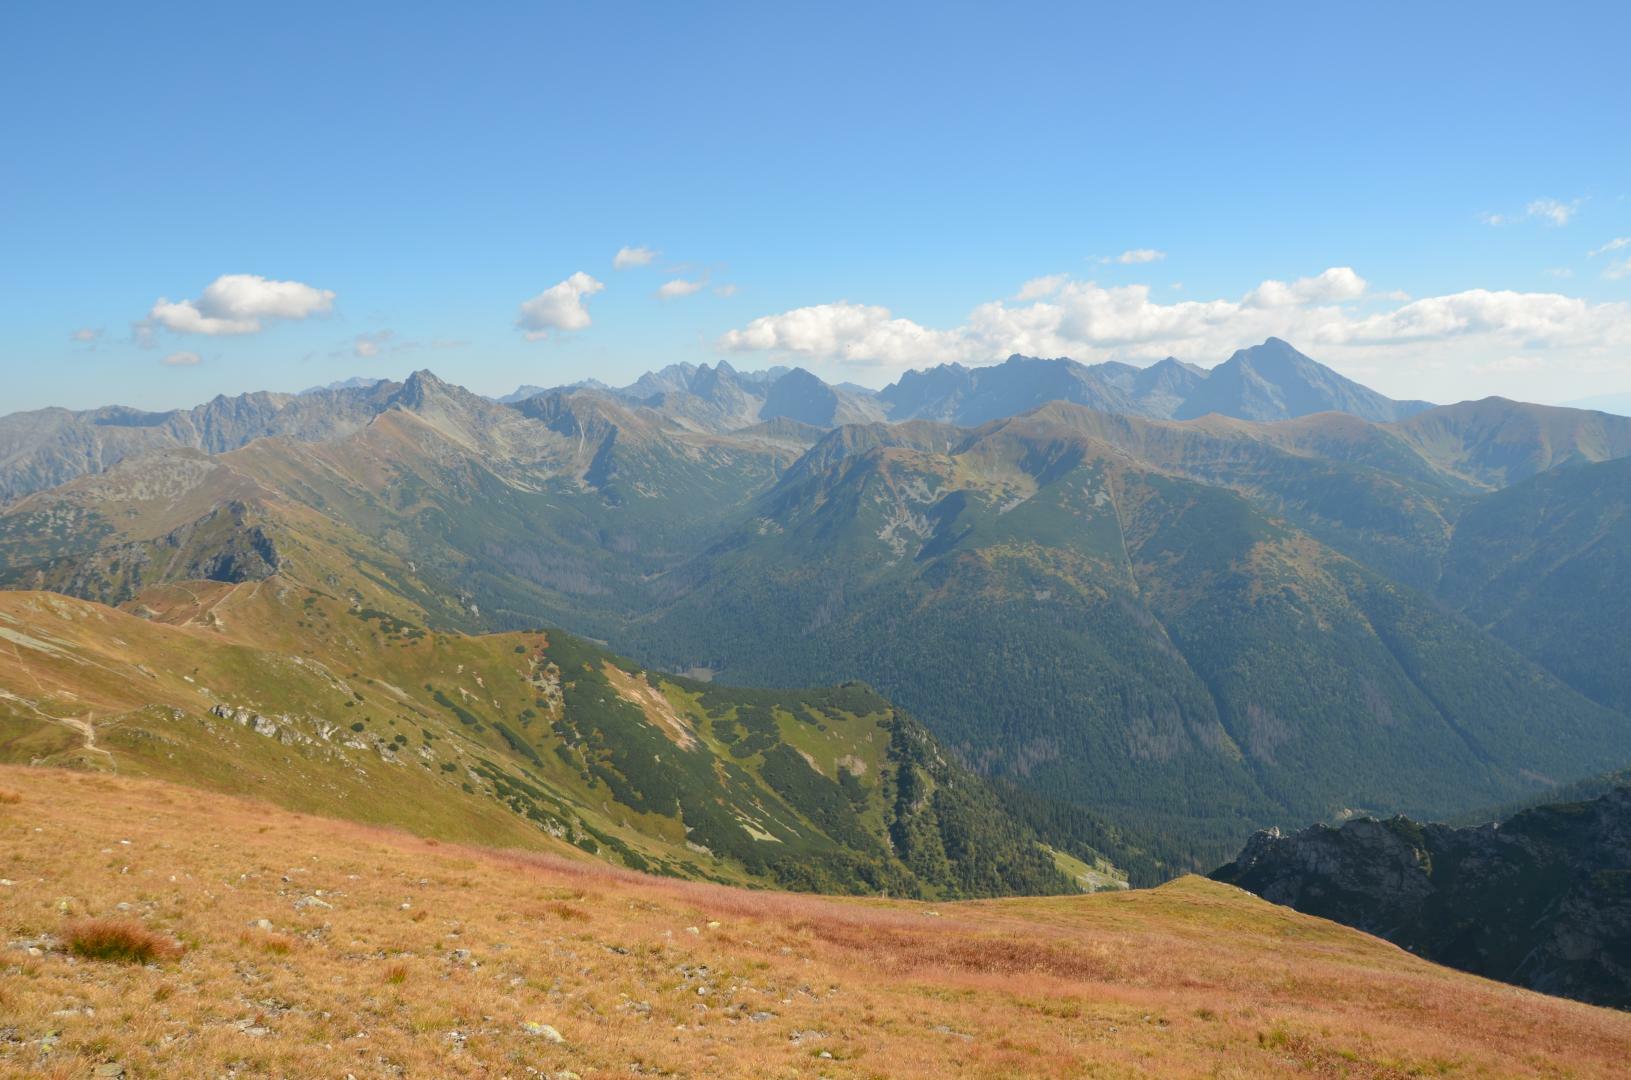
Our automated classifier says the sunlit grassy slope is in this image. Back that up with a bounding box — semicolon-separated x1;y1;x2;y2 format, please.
1;767;1627;1078
0;584;1092;898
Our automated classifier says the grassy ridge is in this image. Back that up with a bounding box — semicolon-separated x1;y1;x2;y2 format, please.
0;584;1096;898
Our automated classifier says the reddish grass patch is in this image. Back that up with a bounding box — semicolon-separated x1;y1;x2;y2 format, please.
65;919;183;965
0;788;21;805
539;901;590;922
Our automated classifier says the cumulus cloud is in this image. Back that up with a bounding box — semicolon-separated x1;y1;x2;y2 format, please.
70;327;102;344
717;267;1631;394
1245;267;1368;307
146;274;335;336
162;351;202;367
1116;248;1166;264
1527;198;1581;226
719;302;968;366
657;278;705;299
1015;275;1067;301
516;272;604;340
613;246;658;269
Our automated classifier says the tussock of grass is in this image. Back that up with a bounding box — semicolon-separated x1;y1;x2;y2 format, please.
64;919;183;965
0;788;21;804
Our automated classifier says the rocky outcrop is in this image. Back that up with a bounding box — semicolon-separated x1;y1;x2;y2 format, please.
1212;787;1631;1007
5;501;282;606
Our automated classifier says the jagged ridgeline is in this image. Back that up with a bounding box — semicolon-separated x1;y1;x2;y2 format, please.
0;587;1108;898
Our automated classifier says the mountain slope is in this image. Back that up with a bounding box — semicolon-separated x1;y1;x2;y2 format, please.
632;418;1631;873
0;585;1089;898
1213;785;1631;1007
1388;397;1631;489
0;377;806;638
7;768;1628;1078
0;381;402;503
1175;338;1432;422
1439;455;1631;713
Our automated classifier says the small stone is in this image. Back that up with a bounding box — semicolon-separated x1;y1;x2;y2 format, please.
248;918;274;930
94;1065;125;1078
522;1021;565;1043
684;926;700;935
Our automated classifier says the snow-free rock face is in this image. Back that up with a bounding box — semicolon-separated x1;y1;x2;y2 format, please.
1212;787;1631;1007
1175;338;1432;422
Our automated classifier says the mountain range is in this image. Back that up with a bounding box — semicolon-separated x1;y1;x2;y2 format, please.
1;339;1630;892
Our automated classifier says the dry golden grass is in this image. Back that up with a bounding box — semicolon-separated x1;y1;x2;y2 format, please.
63;918;183;965
1;764;1627;1079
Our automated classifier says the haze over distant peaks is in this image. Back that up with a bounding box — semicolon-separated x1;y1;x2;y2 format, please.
299;376;387;395
1563;391;1631;417
496;337;1434;433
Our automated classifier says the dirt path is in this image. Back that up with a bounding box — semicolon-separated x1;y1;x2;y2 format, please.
58;711;115;768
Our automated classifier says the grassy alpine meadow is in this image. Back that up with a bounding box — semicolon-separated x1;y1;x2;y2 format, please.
1;766;1628;1079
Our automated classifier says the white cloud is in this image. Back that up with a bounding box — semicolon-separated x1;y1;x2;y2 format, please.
719;302;968;367
147;273;335;336
613;246;658;270
713;283;739;298
1544;268;1575;279
1339;289;1621;344
353;329;395;358
1480;212;1509;227
1116;248;1166;264
1590;237;1631;257
1606;257;1631;281
161;351;201;367
1527;198;1581;226
1245;267;1368;308
656;278;705;299
516;272;603;340
1015;275;1067;301
1470;354;1547;375
717;268;1631;400
70;327;102;344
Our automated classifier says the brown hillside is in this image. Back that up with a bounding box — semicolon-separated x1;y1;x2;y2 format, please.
1;767;1627;1078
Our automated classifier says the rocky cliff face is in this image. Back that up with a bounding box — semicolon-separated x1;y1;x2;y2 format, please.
1212;787;1631;1007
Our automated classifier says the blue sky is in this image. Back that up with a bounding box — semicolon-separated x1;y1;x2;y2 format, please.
3;1;1629;412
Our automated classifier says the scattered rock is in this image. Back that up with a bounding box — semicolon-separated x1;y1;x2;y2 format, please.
522;1021;565;1043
